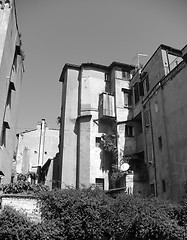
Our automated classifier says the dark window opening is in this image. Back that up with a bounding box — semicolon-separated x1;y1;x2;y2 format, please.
122;89;132;108
145;75;150;92
158;136;162;150
144;109;150;127
105;73;110;82
95;178;104;190
125;125;133;137
162;180;166;192
134;83;140;104
0;122;10;147
6;82;15;109
16;45;21;55
13;45;21;71
6;87;12;108
95;137;101;147
139;81;144;96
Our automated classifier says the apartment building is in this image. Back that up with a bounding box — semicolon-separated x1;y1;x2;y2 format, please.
58;62;135;190
0;0;24;184
129;44;187;201
58;43;187;200
15;119;59;189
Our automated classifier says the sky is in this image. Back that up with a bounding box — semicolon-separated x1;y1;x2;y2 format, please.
15;0;187;132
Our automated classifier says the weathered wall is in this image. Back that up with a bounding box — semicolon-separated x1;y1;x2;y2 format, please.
0;1;23;184
60;68;79;188
1;194;41;223
79;68;110;190
16;124;59;176
162;62;187;201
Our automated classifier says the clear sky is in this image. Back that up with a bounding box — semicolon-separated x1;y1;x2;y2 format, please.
15;0;187;132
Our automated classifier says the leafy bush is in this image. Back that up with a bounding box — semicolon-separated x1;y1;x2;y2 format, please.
37;188;187;240
0;206;34;239
110;194;186;240
2;173;49;194
1;187;187;239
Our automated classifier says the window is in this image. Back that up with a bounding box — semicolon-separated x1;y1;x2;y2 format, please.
6;87;12;108
139;81;144;96
148;146;154;165
105;73;110;82
12;45;21;71
145;74;150;92
122;89;132;108
134;83;140;104
95;178;104;190
162;180;166;192
125;125;133;137
0;121;10;147
95;137;101;147
158;136;162;150
122;71;131;80
6;82;15;109
144;109;150;127
140;72;149;92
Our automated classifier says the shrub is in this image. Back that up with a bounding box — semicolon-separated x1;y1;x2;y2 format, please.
2;173;49;195
0;206;34;239
1;188;187;239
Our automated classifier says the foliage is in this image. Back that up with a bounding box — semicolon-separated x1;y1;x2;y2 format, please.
100;132;124;187
1;188;187;239
101;133;118;162
109;169;125;189
37;188;187;240
0;206;34;240
2;173;49;194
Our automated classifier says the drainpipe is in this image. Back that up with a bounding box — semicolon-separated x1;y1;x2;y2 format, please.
38;119;46;182
148;101;158;197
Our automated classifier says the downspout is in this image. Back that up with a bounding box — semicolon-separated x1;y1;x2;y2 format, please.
148;101;158;197
76;69;81;189
160;82;173;199
113;69;119;169
38;119;46;182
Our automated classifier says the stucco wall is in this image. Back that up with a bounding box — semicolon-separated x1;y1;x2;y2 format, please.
60;68;79;188
0;1;23;184
162;63;187;201
16;126;59;176
1;194;41;223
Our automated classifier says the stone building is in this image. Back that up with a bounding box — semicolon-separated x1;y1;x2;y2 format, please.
0;0;24;184
15;119;59;189
128;44;187;201
58;62;135;190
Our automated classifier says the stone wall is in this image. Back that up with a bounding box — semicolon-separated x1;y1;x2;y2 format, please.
1;194;41;223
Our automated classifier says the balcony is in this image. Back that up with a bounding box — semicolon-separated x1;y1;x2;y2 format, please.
99;93;115;120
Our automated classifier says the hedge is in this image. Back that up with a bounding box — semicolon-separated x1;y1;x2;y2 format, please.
0;187;187;239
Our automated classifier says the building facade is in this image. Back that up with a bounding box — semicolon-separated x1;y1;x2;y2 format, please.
129;44;187;201
58;62;135;190
0;0;24;184
15;119;59;189
58;43;187;200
